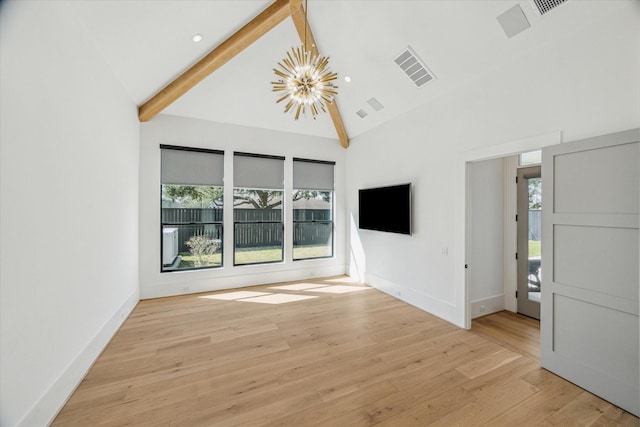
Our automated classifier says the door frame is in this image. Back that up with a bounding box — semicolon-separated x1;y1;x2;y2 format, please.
516;165;541;319
459;131;561;329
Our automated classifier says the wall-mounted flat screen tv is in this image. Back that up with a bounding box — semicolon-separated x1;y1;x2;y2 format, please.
358;183;411;235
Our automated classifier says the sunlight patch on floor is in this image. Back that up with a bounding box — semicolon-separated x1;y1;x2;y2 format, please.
238;294;318;304
199;291;270;300
269;283;329;291
198;284;372;305
325;277;363;284
306;285;373;294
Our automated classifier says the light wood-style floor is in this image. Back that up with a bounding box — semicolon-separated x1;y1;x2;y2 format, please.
53;276;639;426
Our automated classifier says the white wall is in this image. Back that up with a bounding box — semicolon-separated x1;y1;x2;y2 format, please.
468;158;505;318
0;2;140;426
139;115;347;299
347;1;640;327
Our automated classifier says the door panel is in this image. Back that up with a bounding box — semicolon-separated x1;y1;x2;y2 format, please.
554;142;639;214
554;225;639;300
541;128;639;416
553;294;639;381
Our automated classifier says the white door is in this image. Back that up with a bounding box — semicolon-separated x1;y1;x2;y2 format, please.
517;166;542;319
541;129;639;416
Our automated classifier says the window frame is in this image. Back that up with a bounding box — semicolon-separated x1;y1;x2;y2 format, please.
518;149;542;167
292;158;335;262
160;145;224;273
233;152;285;267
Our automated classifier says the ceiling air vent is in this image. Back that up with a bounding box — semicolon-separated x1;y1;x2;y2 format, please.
367;97;384;112
531;0;568;15
356;109;368;119
394;46;435;88
497;5;531;38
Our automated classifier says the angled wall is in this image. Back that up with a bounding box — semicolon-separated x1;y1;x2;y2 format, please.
0;2;140;425
346;1;640;327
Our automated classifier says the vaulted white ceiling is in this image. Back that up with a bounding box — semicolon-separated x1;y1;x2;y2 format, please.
69;0;633;144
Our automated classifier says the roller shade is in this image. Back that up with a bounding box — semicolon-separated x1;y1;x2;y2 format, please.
293;158;335;190
234;152;284;189
161;146;224;186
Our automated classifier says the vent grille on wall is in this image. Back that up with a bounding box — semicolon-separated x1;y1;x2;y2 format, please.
532;0;568;15
394;46;435;87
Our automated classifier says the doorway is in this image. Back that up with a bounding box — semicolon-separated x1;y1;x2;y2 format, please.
516;166;541;319
460;130;561;329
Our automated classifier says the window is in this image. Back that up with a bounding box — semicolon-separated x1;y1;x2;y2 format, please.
160;146;224;272
233;153;285;265
519;150;542;166
293;158;335;260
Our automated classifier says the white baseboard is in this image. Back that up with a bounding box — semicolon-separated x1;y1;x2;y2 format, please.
141;264;347;299
18;290;139;427
470;294;505;319
364;273;461;327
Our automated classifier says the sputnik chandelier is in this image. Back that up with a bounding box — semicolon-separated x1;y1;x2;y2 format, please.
271;0;339;120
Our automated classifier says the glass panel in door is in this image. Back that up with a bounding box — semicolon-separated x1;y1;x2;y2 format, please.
527;177;541;304
517;166;541;319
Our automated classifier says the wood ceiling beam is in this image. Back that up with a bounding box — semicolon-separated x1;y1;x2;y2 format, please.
139;0;349;148
289;1;349;148
138;0;291;122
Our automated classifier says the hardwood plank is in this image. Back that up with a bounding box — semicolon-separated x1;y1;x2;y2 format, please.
484;377;584;426
473;310;540;359
376;385;477;426
428;378;539;427
51;280;638;426
461;354;539;396
593;406;640;427
455;348;522;379
321;369;470;426
538;391;613;426
263;380;398;427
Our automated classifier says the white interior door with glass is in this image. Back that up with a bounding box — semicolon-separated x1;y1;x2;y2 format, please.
517;166;542;320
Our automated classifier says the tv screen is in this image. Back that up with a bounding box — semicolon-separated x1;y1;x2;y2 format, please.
359;183;411;235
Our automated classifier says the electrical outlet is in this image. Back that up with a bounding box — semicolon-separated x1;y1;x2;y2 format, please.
480;305;487;313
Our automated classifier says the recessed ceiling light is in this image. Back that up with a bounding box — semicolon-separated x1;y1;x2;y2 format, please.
192;34;203;43
344;76;352;83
